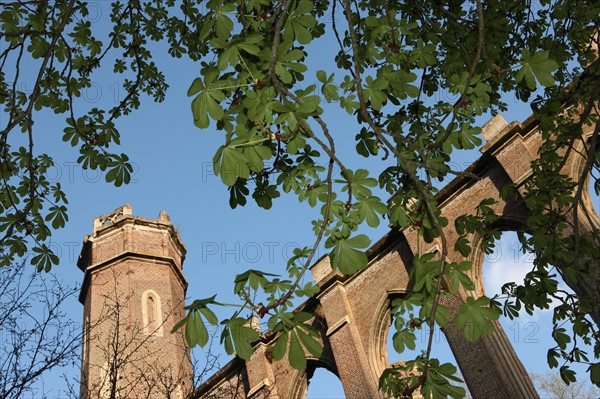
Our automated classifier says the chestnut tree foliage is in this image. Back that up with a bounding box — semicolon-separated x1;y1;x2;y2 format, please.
1;0;600;397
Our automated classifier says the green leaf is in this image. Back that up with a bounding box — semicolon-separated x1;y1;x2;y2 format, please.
232;328;255;359
453;296;500;342
327;234;370;274
516;50;558;89
355;196;388;227
171;315;188;334
284;1;316;45
272;331;289;361
237;41;261;56
199;307;219;326
387;70;419;99
297;282;320;297
105;153;133;187
552;327;571;350
454;237;471;257
193;310;210;347
560;366;577;384
458;124;483;150
363;76;388;110
228;178;249;209
316;70;327;83
446;261;475;291
45;205;68;229
338;169;377;197
191;310;209;347
234;269;278;294
355;128;378;157
191;88;225;128
27;37;49;59
226;318;260;360
215;12;234;40
187;78;204;97
390;203;409;228
547;348;559;369
30;244;59;272
185;312;198;347
589;363;600;387
214;146;250;187
392;328;417;353
421;302;451;328
234;135;272;173
297;328;323;358
296;95;320;115
288;330;307;369
412;253;441;293
286;135;306;155
222;327;234;354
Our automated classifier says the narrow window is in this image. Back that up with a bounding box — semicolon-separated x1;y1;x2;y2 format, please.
148;296;156;329
82;317;90;365
142;290;163;336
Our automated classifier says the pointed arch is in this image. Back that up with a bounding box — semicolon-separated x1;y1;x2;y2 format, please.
368;293;393;381
142;289;164;336
568;130;600;230
287;359;340;399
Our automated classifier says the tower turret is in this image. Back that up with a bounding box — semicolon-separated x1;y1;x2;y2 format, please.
78;205;192;398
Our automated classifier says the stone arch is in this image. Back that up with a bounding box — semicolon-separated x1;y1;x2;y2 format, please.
561;132;600;325
567;130;600;230
141;289;163;336
463;207;530;298
367;289;406;382
368;294;391;381
286;358;340;399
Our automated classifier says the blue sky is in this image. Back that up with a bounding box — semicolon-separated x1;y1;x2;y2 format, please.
3;2;600;397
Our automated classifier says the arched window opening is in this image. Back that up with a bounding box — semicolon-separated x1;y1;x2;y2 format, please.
305;363;344;399
142;290;163;337
148;296;156;327
482;231;593;384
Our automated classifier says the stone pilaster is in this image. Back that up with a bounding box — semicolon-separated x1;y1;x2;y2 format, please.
317;282;381;399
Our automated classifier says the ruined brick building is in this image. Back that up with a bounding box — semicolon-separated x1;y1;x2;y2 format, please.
77;110;598;398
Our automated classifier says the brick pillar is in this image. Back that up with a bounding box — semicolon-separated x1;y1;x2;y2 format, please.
402;226;538;397
317;282;381;399
244;343;280;398
441;294;539;399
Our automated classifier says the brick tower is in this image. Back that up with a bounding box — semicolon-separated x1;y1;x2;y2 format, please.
77;205;193;398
